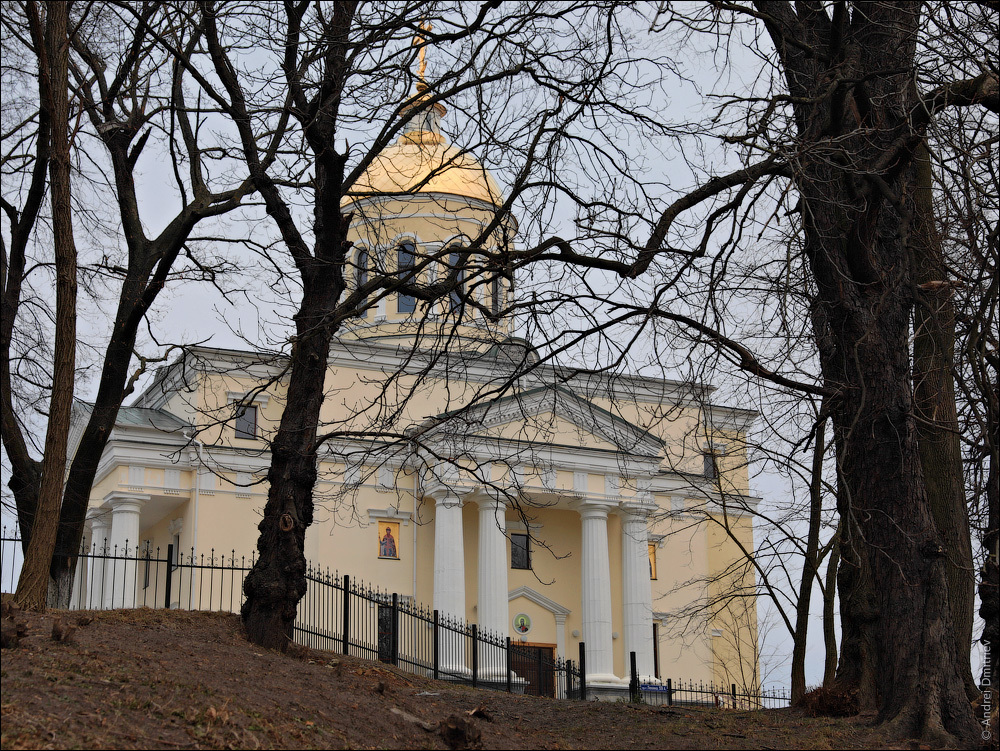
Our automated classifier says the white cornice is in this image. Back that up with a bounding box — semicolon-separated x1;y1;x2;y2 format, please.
703;404;758;433
132;342;717;416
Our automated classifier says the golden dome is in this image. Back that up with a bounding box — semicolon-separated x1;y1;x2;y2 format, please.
343;110;504;209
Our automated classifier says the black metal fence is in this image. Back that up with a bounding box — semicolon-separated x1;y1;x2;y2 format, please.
638;677;790;709
295;566;585;698
0;528;583;699
1;527;788;708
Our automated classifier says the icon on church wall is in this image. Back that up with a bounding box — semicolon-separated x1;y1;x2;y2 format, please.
513;613;532;634
648;542;658;580
378;521;400;559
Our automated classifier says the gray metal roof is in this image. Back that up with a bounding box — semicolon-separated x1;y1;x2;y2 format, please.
115;406;191;432
75;401;192;433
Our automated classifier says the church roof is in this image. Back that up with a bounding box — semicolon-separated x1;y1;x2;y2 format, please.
75;400;192;432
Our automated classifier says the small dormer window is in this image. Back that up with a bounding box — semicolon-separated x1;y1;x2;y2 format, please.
397;243;417;313
235;405;257;439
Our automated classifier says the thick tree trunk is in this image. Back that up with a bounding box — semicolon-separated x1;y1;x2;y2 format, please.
910;142;977;700
765;2;978;742
15;0;77;611
239;232;350;649
240;321;328;648
792;413;826;702
806;171;977;744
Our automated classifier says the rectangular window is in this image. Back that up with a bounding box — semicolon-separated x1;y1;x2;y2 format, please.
235;405;257;439
511;533;531;570
397;243;416;313
704;445;726;480
648;542;657;580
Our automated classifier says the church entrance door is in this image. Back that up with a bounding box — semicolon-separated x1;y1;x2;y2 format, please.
511;642;556;697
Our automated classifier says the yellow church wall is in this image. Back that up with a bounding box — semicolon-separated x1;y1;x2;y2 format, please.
648;500;717;683
414;497;436;606
196;373;282;447
89;471;120;507
158;386;201;427
505;506;582;655
508;596;555;646
705;513;759;692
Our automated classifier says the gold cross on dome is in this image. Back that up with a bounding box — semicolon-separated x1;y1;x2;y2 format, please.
414;20;431;81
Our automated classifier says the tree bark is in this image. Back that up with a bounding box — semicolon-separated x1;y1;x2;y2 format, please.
15;0;77;611
910;141;978;700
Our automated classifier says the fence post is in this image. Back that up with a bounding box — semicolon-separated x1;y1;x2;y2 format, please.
505;636;512;693
629;651;640;702
471;624;479;688
342;574;350;656
536;645;545;696
391;592;399;667
579;641;587;701
666;678;673;706
732;683;737;707
433;610;440;681
164;544;174;609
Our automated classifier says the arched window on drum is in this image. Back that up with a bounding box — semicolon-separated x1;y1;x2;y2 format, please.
355;247;369;317
397;242;417;314
447;246;465;311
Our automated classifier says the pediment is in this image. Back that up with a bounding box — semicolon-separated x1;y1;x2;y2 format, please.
508;585;571;617
425;386;663;458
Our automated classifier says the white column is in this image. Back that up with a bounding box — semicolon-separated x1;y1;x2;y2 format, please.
86;511;110;609
477;495;509;678
555;613;568;698
577;502;620;684
621;504;656;681
104;493;147;609
432;489;468;673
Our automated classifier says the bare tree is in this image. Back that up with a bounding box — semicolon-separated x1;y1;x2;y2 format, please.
626;2;994;742
12;0;77;610
2;0;253;606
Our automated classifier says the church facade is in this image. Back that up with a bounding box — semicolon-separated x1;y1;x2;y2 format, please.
73;85;762;697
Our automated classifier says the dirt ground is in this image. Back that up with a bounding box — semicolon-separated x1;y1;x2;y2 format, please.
0;607;927;750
